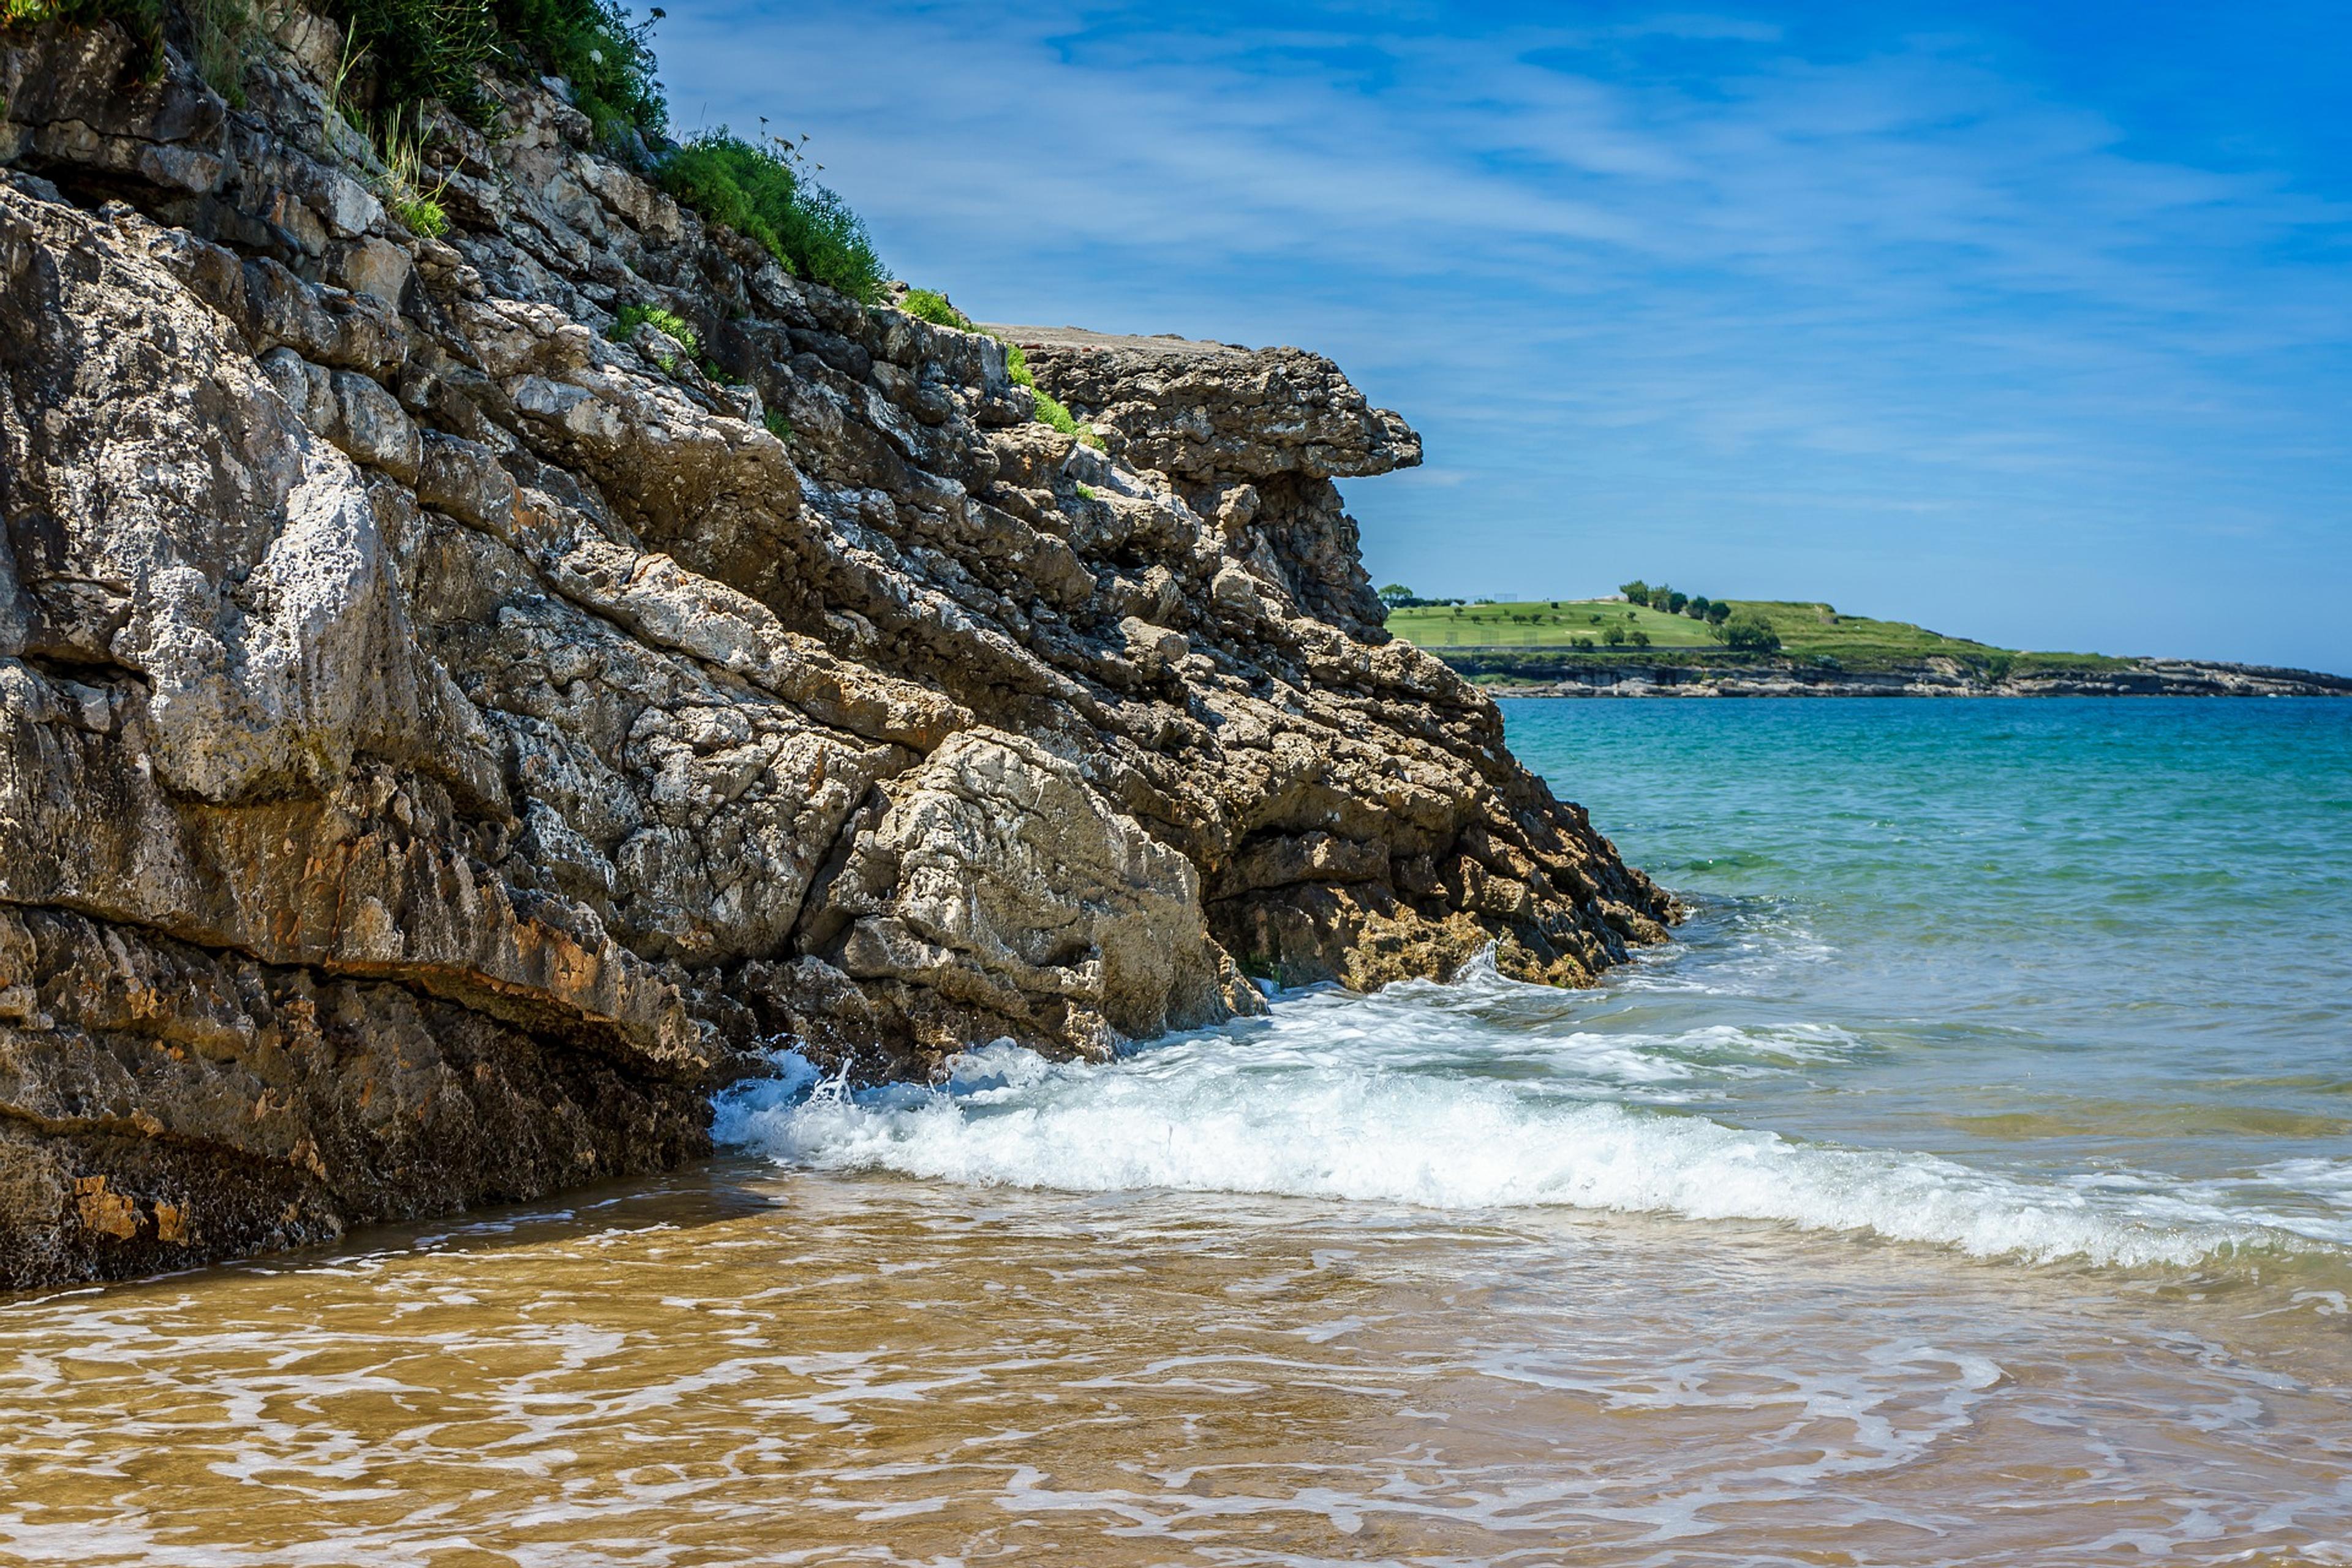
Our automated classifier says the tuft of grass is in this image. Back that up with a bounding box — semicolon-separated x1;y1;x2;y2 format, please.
894;293;1102;446
190;0;258;104
609;302;698;356
1075;482;1096;500
1029;386;1104;449
658;130;885;304
899;288;973;331
377;103;451;235
763;408;793;442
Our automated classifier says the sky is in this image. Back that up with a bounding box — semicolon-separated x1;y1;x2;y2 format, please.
650;2;2352;670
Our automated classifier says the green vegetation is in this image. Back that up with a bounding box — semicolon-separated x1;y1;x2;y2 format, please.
312;0;660;141
1386;595;2132;677
1391;598;1721;650
658;131;884;303
3;0;900;304
899;288;974;330
375;104;450;235
897;285;1106;450
763;409;793;442
608;302;699;355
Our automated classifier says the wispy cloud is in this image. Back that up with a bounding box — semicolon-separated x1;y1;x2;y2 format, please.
657;1;2352;667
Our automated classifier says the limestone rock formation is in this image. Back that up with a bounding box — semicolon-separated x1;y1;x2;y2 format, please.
0;5;1672;1288
1008;326;1419;639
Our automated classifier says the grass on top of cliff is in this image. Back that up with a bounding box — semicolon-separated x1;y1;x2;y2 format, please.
658;132;885;304
1387;598;2132;675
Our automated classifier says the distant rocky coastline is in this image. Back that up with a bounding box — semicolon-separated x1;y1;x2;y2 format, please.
1444;654;2352;699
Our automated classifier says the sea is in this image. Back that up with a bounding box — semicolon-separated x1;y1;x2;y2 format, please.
2;696;2347;1566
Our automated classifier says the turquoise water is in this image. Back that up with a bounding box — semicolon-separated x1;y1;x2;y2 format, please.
1502;695;2352;1255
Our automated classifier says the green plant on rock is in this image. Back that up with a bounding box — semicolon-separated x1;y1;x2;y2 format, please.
190;0;260;104
377;103;451;235
1031;388;1104;448
608;301;698;356
899;287;973;331
763;408;793;442
658;129;884;303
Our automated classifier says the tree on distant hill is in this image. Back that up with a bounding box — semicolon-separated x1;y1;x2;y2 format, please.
1686;595;1711;619
1618;580;1648;603
1378;584;1415;606
1706;601;1732;627
1630;629;1651;648
1721;613;1780;651
1665;590;1688;614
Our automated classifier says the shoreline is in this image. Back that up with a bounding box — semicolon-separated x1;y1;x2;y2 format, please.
1443;654;2352;699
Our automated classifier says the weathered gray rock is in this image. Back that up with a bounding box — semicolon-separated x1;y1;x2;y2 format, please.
1007;326;1420;638
0;3;1673;1289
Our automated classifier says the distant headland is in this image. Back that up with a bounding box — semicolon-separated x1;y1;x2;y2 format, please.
1381;582;2352;698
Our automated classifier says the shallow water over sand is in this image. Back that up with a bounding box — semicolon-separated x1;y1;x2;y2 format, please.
4;698;2350;1564
2;1170;2348;1566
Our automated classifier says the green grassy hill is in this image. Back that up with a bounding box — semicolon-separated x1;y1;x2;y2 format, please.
1386;598;2132;677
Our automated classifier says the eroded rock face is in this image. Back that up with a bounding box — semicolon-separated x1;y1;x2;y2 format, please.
1006;327;1421;639
0;4;1672;1288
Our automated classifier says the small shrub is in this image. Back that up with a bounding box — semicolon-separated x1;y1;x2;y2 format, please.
1003;341;1035;388
492;0;664;141
899;288;974;331
1076;482;1096;500
1721;614;1781;652
1030;388;1104;449
318;0;662;141
659;130;885;303
609;302;698;356
763;409;793;441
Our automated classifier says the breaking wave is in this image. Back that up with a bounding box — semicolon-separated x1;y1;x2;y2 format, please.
712;965;2337;1273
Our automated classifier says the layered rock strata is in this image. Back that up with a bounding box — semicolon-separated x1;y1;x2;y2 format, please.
0;7;1671;1288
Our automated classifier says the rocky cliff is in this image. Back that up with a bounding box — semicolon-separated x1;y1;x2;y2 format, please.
0;8;1672;1289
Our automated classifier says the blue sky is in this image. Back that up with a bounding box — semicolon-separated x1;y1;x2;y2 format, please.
652;2;2352;669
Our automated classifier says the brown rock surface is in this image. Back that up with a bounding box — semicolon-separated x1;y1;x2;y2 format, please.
0;5;1672;1288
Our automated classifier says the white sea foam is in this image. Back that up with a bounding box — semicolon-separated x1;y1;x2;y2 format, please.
711;974;2324;1272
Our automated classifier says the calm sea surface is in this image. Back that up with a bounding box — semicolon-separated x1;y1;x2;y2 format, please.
3;697;2348;1565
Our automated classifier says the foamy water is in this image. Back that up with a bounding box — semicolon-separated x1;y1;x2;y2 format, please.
4;698;2350;1564
713;967;2338;1271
